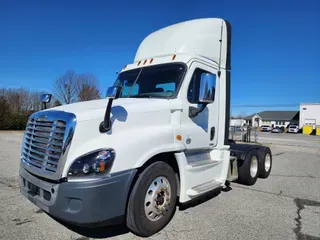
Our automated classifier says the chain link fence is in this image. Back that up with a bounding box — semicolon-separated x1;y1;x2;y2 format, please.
228;126;259;143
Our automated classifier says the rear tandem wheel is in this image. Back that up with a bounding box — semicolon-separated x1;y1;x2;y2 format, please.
237;149;260;186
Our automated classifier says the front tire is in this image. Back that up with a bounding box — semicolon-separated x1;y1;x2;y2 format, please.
126;161;178;237
238;149;259;185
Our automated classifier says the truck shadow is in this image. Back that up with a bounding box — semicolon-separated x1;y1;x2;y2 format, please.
178;188;223;211
47;187;228;238
48;214;129;239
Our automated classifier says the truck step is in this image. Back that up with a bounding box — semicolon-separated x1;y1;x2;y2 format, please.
187;180;222;197
188;159;219;168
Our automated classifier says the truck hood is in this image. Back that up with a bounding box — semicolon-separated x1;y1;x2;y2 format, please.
47;98;181;122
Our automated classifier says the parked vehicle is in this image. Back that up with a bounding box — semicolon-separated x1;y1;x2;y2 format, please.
288;125;299;133
271;126;284;133
261;125;272;132
18;18;273;237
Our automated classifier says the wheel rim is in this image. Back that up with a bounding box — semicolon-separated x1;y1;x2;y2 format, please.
250;156;258;178
144;176;172;221
265;153;271;172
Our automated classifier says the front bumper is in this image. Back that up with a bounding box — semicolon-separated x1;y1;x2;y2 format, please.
289;129;298;133
19;167;137;225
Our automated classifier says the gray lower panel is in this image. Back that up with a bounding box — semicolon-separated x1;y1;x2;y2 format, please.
19;167;137;225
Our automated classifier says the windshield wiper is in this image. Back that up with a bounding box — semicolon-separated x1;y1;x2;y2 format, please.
129;93;152;98
127;68;143;98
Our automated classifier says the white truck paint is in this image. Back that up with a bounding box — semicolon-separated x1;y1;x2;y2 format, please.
19;18;272;237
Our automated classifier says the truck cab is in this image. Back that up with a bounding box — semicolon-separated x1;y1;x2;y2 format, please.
19;18;272;237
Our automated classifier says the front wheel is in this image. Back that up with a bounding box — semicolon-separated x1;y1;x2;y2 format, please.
126;161;178;237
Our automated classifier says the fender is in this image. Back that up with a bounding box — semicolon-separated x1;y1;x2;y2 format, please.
229;142;267;161
63;119;186;176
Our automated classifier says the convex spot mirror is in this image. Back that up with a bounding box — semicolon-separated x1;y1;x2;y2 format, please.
40;94;52;103
199;73;216;103
106;86;122;99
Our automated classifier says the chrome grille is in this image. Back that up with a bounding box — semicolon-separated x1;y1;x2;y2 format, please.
21;110;76;180
22;118;66;173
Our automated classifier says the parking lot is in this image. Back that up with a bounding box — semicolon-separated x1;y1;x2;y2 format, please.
0;131;319;240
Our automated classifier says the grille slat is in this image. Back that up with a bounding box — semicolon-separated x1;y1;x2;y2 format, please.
24;141;62;153
29;122;55;127
24;135;63;147
21;118;66;174
23;155;43;168
24;144;60;159
45;165;58;172
26;126;65;134
26;132;64;141
22;150;59;167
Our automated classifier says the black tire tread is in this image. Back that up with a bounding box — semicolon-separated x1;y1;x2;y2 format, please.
238;149;259;186
126;161;177;237
258;147;272;178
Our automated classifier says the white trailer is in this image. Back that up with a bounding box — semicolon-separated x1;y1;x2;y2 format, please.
19;18;273;237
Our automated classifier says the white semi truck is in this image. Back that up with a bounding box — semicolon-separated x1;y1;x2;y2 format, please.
19;18;272;237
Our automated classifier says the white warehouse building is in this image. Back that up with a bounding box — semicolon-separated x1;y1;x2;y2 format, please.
244;111;300;128
299;103;320;129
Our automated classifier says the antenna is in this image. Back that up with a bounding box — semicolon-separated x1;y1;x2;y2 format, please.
217;21;224;77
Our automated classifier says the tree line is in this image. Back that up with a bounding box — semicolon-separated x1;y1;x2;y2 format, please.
0;70;102;130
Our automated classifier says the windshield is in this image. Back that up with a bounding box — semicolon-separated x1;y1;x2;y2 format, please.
114;63;186;99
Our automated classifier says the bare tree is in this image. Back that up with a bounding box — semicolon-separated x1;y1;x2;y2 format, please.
52;99;62;107
77;73;101;102
3;88;27;113
29;91;47;111
53;70;81;104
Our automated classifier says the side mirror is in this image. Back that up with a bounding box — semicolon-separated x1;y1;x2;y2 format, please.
199;73;216;103
40;93;52;110
40;93;52;103
106;86;122;99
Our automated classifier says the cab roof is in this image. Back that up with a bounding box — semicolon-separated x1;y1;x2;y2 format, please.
134;18;231;70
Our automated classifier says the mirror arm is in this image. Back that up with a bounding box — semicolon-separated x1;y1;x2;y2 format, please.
189;103;208;118
99;98;114;133
100;86;122;133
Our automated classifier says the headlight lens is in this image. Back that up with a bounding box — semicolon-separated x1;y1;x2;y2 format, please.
68;149;115;178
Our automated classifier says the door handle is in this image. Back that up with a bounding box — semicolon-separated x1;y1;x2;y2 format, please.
210;127;215;141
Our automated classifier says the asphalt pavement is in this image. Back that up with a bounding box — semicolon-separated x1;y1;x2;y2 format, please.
0;131;319;240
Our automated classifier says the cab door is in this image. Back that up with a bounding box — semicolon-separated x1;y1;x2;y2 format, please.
180;61;219;150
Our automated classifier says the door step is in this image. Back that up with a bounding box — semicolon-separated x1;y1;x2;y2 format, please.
188;159;219;167
187;180;222;197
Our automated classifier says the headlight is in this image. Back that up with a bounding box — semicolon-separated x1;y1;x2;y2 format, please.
67;149;115;178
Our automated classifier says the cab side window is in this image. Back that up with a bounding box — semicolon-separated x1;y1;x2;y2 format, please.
187;68;215;104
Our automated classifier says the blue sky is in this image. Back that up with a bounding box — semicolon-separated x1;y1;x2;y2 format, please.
1;0;319;116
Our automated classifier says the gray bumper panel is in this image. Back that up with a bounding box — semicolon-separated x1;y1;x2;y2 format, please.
19;167;137;225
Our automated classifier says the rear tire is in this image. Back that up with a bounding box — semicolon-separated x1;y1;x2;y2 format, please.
258;147;272;178
238;149;259;185
126;161;177;237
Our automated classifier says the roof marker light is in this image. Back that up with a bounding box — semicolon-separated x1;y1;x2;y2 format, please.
143;59;147;65
137;61;141;66
172;54;176;60
150;58;154;64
